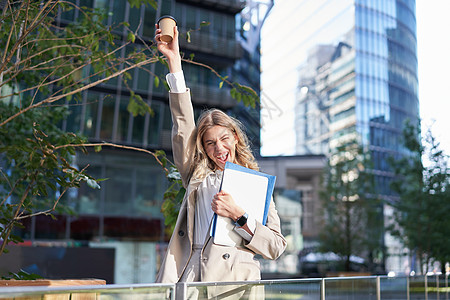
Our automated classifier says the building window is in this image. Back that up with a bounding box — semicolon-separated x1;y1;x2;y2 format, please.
99;96;116;140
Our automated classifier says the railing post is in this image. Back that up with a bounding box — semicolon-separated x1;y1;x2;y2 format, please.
407;276;410;300
437;274;440;300
175;282;186;300
321;278;326;300
446;273;449;300
376;276;381;300
425;274;428;300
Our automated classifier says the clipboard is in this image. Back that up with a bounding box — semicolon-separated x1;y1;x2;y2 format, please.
210;162;276;247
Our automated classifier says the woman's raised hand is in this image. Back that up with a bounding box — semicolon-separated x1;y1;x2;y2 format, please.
154;24;182;73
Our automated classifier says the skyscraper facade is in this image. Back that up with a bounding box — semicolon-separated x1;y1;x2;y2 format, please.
261;0;418;272
295;1;418;195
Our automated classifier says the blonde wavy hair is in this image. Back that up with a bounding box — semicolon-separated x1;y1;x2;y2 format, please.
191;109;259;180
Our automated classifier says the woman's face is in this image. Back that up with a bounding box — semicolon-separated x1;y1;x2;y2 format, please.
202;125;238;170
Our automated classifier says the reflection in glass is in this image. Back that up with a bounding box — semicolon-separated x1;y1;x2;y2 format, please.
133;167;165;217
66;99;83;134
148;103;162;146
143;5;156;38
131;113;145;145
100;95;116;140
104;166;133;215
116;96;130;142
325;277;377;299
76;166;102;214
83;91;100;138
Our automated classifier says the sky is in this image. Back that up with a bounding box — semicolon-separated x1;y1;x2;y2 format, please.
260;1;450;156
416;1;450;156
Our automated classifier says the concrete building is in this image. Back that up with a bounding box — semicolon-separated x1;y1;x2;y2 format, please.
259;155;326;274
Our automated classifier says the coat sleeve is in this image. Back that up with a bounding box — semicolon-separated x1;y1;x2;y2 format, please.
244;200;287;260
168;90;196;187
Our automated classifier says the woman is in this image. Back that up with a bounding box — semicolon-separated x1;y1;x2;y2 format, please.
154;24;286;295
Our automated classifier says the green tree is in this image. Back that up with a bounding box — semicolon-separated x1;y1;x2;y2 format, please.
0;0;259;258
388;121;450;274
0;0;159;256
319;141;383;272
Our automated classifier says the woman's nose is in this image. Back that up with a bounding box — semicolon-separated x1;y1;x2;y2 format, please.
215;141;224;150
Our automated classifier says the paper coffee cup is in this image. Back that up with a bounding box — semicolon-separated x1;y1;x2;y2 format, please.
158;15;177;43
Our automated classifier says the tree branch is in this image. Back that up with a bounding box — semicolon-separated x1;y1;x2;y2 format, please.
0;174;36;255
15;165;90;221
54;142;172;173
0;1;59;74
0;56;157;127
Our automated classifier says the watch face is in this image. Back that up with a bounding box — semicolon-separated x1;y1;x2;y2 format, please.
237;213;248;226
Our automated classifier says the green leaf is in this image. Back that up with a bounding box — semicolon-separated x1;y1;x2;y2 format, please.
219;81;224;89
86;178;101;189
167;167;181;180
243;94;250;107
127;94;152;117
47;181;57;191
128;0;157;9
240;85;256;94
230;88;237;99
235;91;242;103
186;31;191;43
9;234;24;244
148;0;158;10
163;81;170;91
127;32;135;43
127;0;140;8
157;56;169;69
2;270;43;280
123;71;132;81
67;146;76;155
95;145;102;152
154;76;160;88
200;21;210;27
175;187;186;203
155;150;166;157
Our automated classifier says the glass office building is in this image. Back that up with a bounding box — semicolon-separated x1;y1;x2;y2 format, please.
294;0;418;195
262;0;418;273
300;0;418;272
9;0;263;283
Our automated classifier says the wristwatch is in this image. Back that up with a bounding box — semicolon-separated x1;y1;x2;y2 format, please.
236;212;248;227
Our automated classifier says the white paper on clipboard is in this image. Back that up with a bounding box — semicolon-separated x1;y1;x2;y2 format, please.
210;162;275;247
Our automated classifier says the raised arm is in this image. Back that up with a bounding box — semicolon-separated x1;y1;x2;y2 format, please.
155;25;196;186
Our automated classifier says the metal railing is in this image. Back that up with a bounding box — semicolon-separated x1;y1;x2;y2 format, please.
0;275;448;300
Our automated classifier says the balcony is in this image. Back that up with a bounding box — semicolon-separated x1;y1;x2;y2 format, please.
190;83;235;110
179;28;244;60
176;0;246;14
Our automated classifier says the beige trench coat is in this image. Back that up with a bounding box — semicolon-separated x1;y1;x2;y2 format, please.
156;90;287;297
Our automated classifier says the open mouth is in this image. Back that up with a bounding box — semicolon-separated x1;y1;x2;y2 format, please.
216;152;229;164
